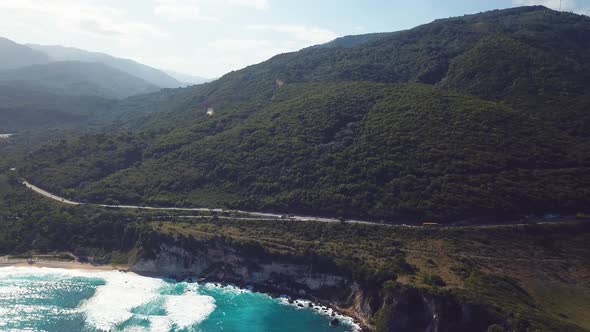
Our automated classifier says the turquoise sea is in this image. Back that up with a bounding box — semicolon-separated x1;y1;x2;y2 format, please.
0;267;358;332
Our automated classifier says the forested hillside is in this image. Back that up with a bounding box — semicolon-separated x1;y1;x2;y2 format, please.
20;6;590;222
0;83;115;130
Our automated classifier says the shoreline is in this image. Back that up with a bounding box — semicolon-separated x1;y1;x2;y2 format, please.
0;257;365;331
0;256;127;272
189;276;367;331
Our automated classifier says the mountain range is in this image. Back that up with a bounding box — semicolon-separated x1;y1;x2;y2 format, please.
0;37;213;129
0;61;160;99
0;37;51;70
26;44;184;88
18;6;590;223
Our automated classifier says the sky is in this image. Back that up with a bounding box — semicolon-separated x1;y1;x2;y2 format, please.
0;0;588;78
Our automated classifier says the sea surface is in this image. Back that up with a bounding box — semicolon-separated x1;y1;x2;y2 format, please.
0;267;358;332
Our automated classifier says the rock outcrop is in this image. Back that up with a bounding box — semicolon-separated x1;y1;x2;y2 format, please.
376;287;510;332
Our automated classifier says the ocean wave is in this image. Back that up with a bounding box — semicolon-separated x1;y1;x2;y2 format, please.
80;272;218;331
202;282;252;295
0;267;218;331
81;271;165;331
0;267;357;331
165;292;216;328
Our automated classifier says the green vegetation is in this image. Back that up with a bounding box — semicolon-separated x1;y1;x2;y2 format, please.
0;83;116;130
0;171;588;331
17;6;590;222
21;82;590;221
487;324;506;332
3;6;590;331
0;171;211;259
422;274;446;287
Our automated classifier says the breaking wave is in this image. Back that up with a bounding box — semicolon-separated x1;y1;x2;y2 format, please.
0;266;357;331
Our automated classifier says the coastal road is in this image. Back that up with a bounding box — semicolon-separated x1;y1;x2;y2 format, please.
23;180;81;205
19;175;579;229
20;178;378;225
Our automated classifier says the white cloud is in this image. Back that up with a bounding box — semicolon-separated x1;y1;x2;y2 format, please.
153;0;268;21
0;0;165;46
206;38;289;65
198;24;337;77
227;0;269;10
512;0;590;15
208;39;274;50
154;0;219;21
185;23;338;76
0;0;333;78
247;24;339;45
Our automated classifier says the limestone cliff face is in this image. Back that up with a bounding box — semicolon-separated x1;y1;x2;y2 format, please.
133;243;351;298
131;239;508;332
376;287;510;332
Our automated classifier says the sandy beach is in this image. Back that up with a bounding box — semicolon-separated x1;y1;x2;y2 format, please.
0;256;127;271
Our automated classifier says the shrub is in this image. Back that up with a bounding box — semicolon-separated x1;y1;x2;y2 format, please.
423;274;446;287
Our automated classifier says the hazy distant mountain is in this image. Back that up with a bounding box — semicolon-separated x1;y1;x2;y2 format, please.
0;61;160;99
0;82;114;130
165;70;212;85
27;44;183;88
0;37;178;130
0;37;51;70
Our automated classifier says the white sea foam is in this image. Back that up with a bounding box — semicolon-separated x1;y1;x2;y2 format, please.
148;316;172;332
165;292;216;328
80;272;165;331
0;267;221;331
202;282;251;295
122;327;150;332
278;297;361;332
0;267;356;331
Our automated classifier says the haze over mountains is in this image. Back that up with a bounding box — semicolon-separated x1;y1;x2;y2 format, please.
0;61;159;99
26;44;185;88
0;37;51;70
0;37;194;90
19;6;590;223
0;37;213;129
164;70;213;86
